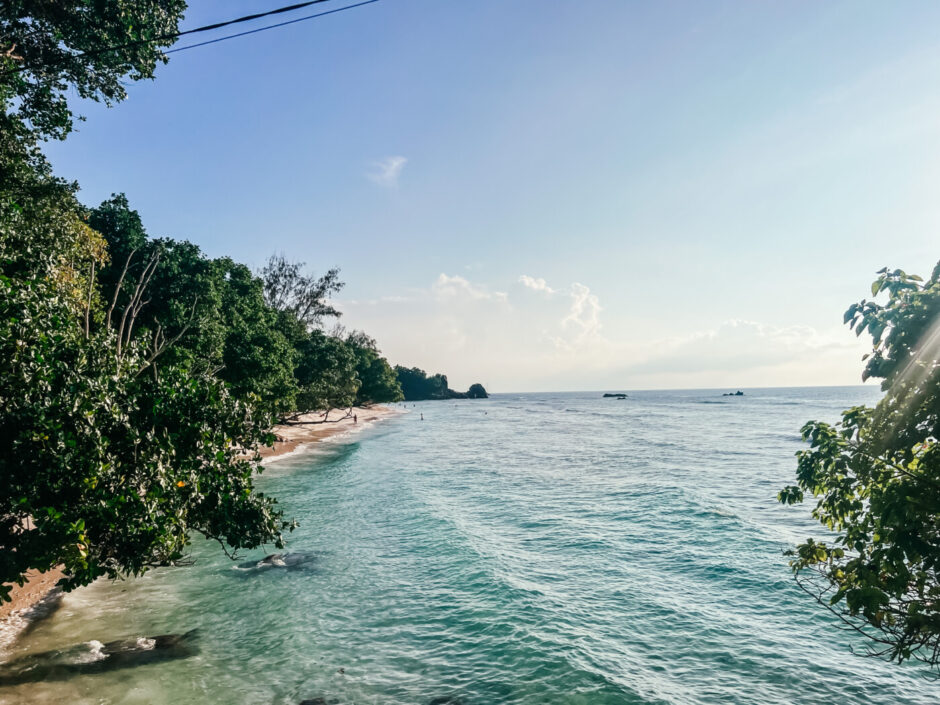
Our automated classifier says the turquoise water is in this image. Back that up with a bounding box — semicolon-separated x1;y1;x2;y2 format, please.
2;386;937;704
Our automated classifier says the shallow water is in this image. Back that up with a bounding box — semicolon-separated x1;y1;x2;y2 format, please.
3;386;937;704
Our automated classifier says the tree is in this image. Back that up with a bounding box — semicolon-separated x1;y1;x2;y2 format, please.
90;198;302;415
261;254;343;331
293;330;358;419
1;159;292;601
346;331;402;405
213;258;299;414
779;263;940;669
1;1;186;140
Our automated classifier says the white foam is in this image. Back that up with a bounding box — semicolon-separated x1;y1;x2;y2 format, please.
74;639;107;663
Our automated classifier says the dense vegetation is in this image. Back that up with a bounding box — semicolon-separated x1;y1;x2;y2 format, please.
780;264;940;669
394;366;488;401
0;2;409;600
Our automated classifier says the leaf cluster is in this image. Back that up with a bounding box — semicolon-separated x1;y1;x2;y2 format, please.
780;263;940;668
1;1;186;140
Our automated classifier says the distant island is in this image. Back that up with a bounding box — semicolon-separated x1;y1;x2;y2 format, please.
394;366;488;401
603;393;628;398
723;390;745;396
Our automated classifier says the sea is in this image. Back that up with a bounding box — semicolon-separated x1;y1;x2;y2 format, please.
1;386;937;704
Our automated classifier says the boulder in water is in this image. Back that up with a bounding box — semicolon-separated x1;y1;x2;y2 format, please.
236;551;318;572
467;383;488;399
0;630;199;685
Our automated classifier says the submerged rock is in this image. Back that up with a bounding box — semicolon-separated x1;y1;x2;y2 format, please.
235;551;318;572
0;629;199;685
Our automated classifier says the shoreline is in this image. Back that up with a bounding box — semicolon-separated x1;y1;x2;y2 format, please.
0;405;402;651
258;404;403;461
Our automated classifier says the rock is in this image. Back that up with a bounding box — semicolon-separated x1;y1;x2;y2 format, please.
235;551;317;572
427;697;467;705
603;393;628;398
467;383;488;399
0;630;199;685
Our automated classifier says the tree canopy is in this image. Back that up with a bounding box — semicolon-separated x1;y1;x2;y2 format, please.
346;331;403;406
779;263;940;669
1;1;186;140
394;366;487;401
0;163;294;599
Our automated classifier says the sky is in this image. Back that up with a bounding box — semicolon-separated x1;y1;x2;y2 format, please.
44;0;940;392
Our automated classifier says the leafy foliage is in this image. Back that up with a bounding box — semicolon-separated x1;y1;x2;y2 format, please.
395;366;449;401
394;366;487;401
292;330;358;416
779;264;940;668
0;156;294;600
346;331;402;405
1;1;186;140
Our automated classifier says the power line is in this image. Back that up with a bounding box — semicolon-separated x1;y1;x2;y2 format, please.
81;0;338;57
1;0;378;75
164;0;380;55
173;0;338;38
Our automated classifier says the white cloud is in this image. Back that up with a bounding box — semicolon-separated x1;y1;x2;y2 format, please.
518;275;555;294
337;274;871;392
561;282;602;341
367;155;407;187
432;273;507;302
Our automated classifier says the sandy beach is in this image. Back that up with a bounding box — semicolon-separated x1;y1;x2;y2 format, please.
258;404;403;460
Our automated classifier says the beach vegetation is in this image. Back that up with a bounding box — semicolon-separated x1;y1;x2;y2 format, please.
780;263;940;669
1;1;186;141
346;331;404;405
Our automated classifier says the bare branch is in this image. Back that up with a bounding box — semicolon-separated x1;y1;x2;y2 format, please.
83;260;95;339
116;251;159;358
106;249;136;330
136;296;200;376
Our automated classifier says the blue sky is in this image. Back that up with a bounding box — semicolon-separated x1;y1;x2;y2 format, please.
45;1;939;391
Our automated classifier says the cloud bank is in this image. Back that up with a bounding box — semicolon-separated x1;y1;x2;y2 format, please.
338;273;871;392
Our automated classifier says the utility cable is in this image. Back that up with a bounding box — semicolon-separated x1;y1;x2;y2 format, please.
1;0;379;75
164;0;380;55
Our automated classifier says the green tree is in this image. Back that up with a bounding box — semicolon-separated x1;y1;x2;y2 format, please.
395;366;451;401
90;198;301;415
213;258;298;414
261;254;343;331
347;331;402;405
1;1;186;140
293;330;359;420
779;263;940;668
1;156;291;601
